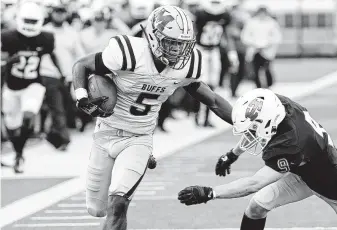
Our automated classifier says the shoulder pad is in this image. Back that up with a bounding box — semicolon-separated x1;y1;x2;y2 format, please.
110;35;144;72
263;128;300;161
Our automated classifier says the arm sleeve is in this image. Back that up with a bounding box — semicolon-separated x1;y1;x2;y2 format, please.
101;37;124;71
45;32;55;54
265;154;300;173
1;32;11;52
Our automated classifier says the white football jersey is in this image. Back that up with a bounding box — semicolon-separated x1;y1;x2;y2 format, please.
99;35;203;135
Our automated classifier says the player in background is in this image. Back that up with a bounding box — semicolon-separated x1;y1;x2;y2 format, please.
178;88;337;229
72;6;233;230
1;1;64;173
129;0;154;37
241;7;282;89
194;0;238;127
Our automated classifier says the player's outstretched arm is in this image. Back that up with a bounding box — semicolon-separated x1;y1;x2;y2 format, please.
178;166;284;206
212;166;283;199
184;82;233;125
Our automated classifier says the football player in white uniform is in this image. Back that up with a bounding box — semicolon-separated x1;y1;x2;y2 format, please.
73;6;233;230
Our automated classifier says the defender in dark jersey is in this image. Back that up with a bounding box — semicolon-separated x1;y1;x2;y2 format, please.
1;2;63;173
194;0;238;127
178;88;337;229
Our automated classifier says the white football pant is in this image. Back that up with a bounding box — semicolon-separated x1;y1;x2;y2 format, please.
2;83;46;129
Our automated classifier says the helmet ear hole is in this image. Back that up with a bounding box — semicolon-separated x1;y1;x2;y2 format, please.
271;126;277;134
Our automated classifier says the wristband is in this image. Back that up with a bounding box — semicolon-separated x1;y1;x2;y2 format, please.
75;88;88;100
227;149;239;163
212;190;217;199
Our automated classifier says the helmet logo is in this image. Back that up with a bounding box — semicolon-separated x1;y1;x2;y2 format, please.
245;99;263;121
154;8;175;31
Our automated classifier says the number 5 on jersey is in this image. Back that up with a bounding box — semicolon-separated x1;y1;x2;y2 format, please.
130;93;160;116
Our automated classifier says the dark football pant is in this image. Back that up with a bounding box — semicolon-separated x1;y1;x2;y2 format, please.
252;52;274;88
230;51;246;97
218;46;230;87
42;76;70;148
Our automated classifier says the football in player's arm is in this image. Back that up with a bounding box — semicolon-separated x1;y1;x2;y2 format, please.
72;51;233;125
72;6;234;230
178;89;337;230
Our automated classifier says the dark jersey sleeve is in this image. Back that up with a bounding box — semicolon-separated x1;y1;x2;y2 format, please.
265;154;302;173
222;11;232;28
1;30;15;53
40;31;55;54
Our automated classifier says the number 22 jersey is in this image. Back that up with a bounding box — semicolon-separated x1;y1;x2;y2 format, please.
100;35;203;135
1;29;55;90
195;9;231;48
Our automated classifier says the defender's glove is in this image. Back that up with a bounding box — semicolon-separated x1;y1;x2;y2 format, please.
148;155;157;169
76;97;112;118
178;186;214;206
215;150;239;177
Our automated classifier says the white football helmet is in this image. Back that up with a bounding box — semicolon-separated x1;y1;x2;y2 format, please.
232;89;286;155
145;6;196;70
200;0;227;15
16;1;45;37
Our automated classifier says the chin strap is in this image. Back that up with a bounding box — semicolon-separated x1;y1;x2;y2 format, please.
160;56;169;65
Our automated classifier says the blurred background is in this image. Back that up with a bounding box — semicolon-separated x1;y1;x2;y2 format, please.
1;0;337;229
2;0;337;56
1;0;336;141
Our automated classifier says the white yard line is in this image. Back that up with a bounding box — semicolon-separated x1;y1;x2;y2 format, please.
127;229;337;230
31;215;98;220
11;225;337;229
13;223;100;227
44;209;88;214
0;177;85;227
1;71;337;228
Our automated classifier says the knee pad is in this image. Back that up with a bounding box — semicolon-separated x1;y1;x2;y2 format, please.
86;197;107;217
246;198;269;219
250;184;279;212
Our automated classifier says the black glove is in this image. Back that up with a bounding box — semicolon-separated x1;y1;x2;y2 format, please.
148;155;157;169
215;150;239;177
76;97;113;118
178;186;213;206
